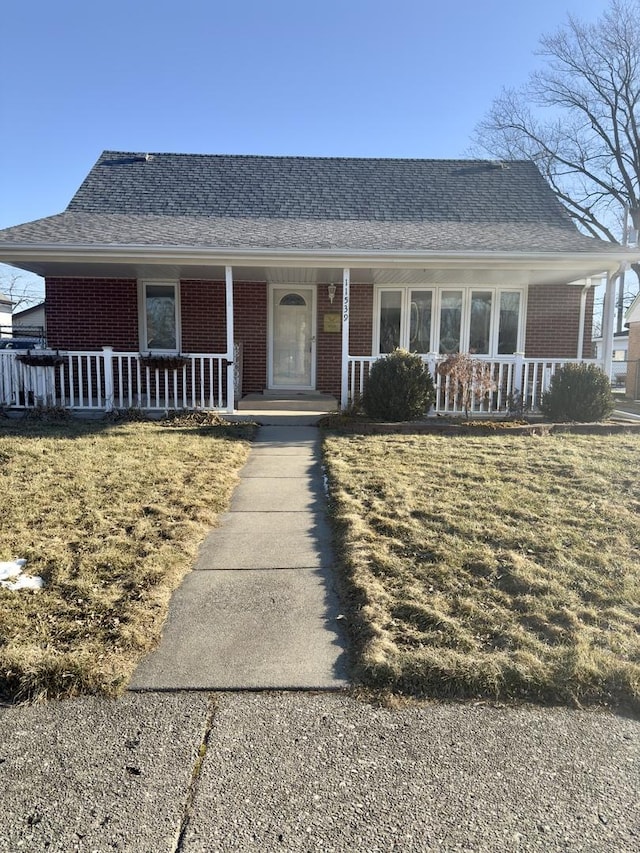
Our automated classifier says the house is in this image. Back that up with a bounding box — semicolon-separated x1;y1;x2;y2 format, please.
0;151;638;414
626;294;640;400
11;302;47;344
0;291;12;336
593;329;629;387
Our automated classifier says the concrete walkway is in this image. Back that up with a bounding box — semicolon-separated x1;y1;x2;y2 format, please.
130;425;349;691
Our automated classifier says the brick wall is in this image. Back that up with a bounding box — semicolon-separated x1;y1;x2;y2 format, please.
234;281;268;393
180;280;225;352
181;279;268;393
626;321;640;399
46;278;138;349
316;281;341;396
316;282;374;397
525;283;594;358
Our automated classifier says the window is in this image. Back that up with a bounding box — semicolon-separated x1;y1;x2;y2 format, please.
141;282;179;351
374;286;524;356
280;293;307;306
497;292;521;355
379;291;402;353
469;291;493;354
409;291;432;353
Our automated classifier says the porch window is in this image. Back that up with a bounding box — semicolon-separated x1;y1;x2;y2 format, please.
469;291;493;354
141;281;180;351
497;292;521;354
379;290;402;353
374;286;524;356
409;290;432;352
439;291;463;354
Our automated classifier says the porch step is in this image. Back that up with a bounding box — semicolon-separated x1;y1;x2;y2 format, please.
237;392;338;413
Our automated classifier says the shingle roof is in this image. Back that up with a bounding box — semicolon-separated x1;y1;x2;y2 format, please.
0;211;616;254
0;152;621;254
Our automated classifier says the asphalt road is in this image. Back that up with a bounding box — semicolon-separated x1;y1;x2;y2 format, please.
0;692;637;852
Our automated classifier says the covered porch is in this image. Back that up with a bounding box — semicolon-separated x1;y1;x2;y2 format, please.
0;251;622;416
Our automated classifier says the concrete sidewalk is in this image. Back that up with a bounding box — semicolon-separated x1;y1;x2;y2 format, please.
130;425;348;691
1;692;637;852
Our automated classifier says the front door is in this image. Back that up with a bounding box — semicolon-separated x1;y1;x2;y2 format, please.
269;286;316;389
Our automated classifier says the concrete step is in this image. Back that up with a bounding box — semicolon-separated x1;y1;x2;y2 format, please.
237;392;338;412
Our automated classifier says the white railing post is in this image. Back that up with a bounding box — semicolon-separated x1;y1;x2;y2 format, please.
426;352;438;382
102;346;114;412
340;268;351;410
513;352;525;401
225;266;235;414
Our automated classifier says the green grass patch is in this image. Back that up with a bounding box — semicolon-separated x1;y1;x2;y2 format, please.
0;416;253;702
324;432;640;710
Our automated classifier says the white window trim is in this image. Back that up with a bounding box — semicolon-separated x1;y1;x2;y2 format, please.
373;285;527;357
138;280;181;353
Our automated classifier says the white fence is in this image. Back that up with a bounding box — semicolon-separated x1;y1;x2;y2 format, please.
347;354;605;415
0;348;233;413
0;348;606;416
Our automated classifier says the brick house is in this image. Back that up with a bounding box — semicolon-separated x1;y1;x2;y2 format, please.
0;152;637;413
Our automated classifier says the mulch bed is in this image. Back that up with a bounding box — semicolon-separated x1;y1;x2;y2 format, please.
319;416;640;436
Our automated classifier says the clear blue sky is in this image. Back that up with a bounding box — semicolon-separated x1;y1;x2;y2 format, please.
0;0;613;298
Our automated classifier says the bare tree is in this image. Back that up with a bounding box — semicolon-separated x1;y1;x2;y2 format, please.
474;0;640;294
0;267;45;313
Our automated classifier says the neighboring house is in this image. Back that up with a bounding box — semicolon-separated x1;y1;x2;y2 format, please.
0;291;12;336
626;294;640;399
11;302;46;343
0;151;638;413
593;330;628;387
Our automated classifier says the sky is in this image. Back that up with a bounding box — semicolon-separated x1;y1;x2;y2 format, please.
0;0;614;302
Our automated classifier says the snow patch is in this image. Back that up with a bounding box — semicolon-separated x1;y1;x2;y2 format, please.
0;558;45;591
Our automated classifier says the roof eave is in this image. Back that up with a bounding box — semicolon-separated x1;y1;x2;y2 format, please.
0;242;635;273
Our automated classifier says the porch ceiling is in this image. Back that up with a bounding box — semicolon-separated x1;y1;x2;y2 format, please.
2;256;622;288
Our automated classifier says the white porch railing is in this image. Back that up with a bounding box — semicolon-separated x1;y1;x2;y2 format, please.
347;353;605;415
0;348;233;413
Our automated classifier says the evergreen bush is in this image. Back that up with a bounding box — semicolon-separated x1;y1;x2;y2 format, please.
540;363;614;422
363;349;435;421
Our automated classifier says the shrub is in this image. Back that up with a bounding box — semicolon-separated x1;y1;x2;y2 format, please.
437;353;496;418
540;363;614;422
363;349;435;421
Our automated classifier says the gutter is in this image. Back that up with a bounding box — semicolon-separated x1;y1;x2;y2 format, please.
0;243;636;273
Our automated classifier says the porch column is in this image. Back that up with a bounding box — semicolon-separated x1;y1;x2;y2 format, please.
576;279;591;361
601;268;619;379
225;265;235;413
340;268;351;410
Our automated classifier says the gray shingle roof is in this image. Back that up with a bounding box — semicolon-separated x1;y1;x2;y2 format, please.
0;211;617;254
0;152;621;254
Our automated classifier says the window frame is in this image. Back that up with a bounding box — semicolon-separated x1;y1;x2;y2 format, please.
138;280;181;353
373;285;526;357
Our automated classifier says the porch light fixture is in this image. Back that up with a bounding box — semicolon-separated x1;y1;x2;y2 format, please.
328;283;337;304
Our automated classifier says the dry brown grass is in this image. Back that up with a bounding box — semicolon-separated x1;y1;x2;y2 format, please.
0;416;252;701
324;432;640;710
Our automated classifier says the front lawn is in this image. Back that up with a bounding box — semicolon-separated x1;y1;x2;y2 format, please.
324;432;640;710
0;416;252;702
